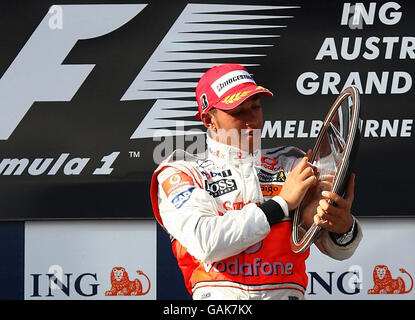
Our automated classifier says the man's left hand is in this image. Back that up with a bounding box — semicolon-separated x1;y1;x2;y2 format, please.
313;173;355;234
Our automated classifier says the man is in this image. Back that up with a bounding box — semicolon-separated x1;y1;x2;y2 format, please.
150;63;362;300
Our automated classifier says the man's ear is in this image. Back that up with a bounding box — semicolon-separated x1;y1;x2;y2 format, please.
201;110;216;130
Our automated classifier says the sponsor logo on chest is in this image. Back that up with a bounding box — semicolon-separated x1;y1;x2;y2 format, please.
257;169;286;183
205;178;237;198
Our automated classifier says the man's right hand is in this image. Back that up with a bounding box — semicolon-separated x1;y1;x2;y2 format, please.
279;155;317;211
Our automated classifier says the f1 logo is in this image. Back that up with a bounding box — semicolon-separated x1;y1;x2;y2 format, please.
0;4;147;140
0;4;291;140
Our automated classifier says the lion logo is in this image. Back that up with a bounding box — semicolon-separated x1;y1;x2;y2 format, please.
105;267;151;296
367;265;413;294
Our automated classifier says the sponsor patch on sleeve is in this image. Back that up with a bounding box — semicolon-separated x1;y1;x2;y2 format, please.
161;172;194;198
172;187;195;209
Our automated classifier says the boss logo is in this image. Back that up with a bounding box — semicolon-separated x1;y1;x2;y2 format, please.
205;179;237;198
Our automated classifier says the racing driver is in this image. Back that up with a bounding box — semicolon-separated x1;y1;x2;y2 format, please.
151;63;363;300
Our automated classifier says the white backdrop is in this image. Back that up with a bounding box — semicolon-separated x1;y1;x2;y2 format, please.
24;220;156;300
306;217;415;299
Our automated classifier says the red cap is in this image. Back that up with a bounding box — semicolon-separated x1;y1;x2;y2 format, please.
195;63;273;120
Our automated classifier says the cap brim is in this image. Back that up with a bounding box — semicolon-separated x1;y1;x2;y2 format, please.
195;83;273;120
214;84;273;111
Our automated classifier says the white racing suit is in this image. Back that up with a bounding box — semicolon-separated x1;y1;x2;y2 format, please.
151;134;363;300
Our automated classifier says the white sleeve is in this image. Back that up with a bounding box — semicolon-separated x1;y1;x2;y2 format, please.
157;167;271;264
314;217;363;260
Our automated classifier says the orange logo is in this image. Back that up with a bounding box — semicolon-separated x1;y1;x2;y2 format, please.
367;265;413;294
105;267;151;296
161;172;194;197
261;184;281;196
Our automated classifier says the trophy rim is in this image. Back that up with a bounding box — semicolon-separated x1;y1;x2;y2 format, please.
290;86;360;253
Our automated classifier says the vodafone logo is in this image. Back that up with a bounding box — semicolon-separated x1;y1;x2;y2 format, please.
261;157;277;166
261;156;283;171
161;172;194;197
169;174;182;185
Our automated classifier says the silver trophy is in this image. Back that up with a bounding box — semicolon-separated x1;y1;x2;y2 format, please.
290;86;361;253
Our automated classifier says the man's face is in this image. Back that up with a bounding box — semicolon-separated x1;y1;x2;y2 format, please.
209;94;264;152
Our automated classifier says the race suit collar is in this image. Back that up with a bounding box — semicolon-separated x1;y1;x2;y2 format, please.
206;130;260;165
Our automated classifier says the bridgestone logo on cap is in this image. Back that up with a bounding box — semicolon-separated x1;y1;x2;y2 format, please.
211;70;256;97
